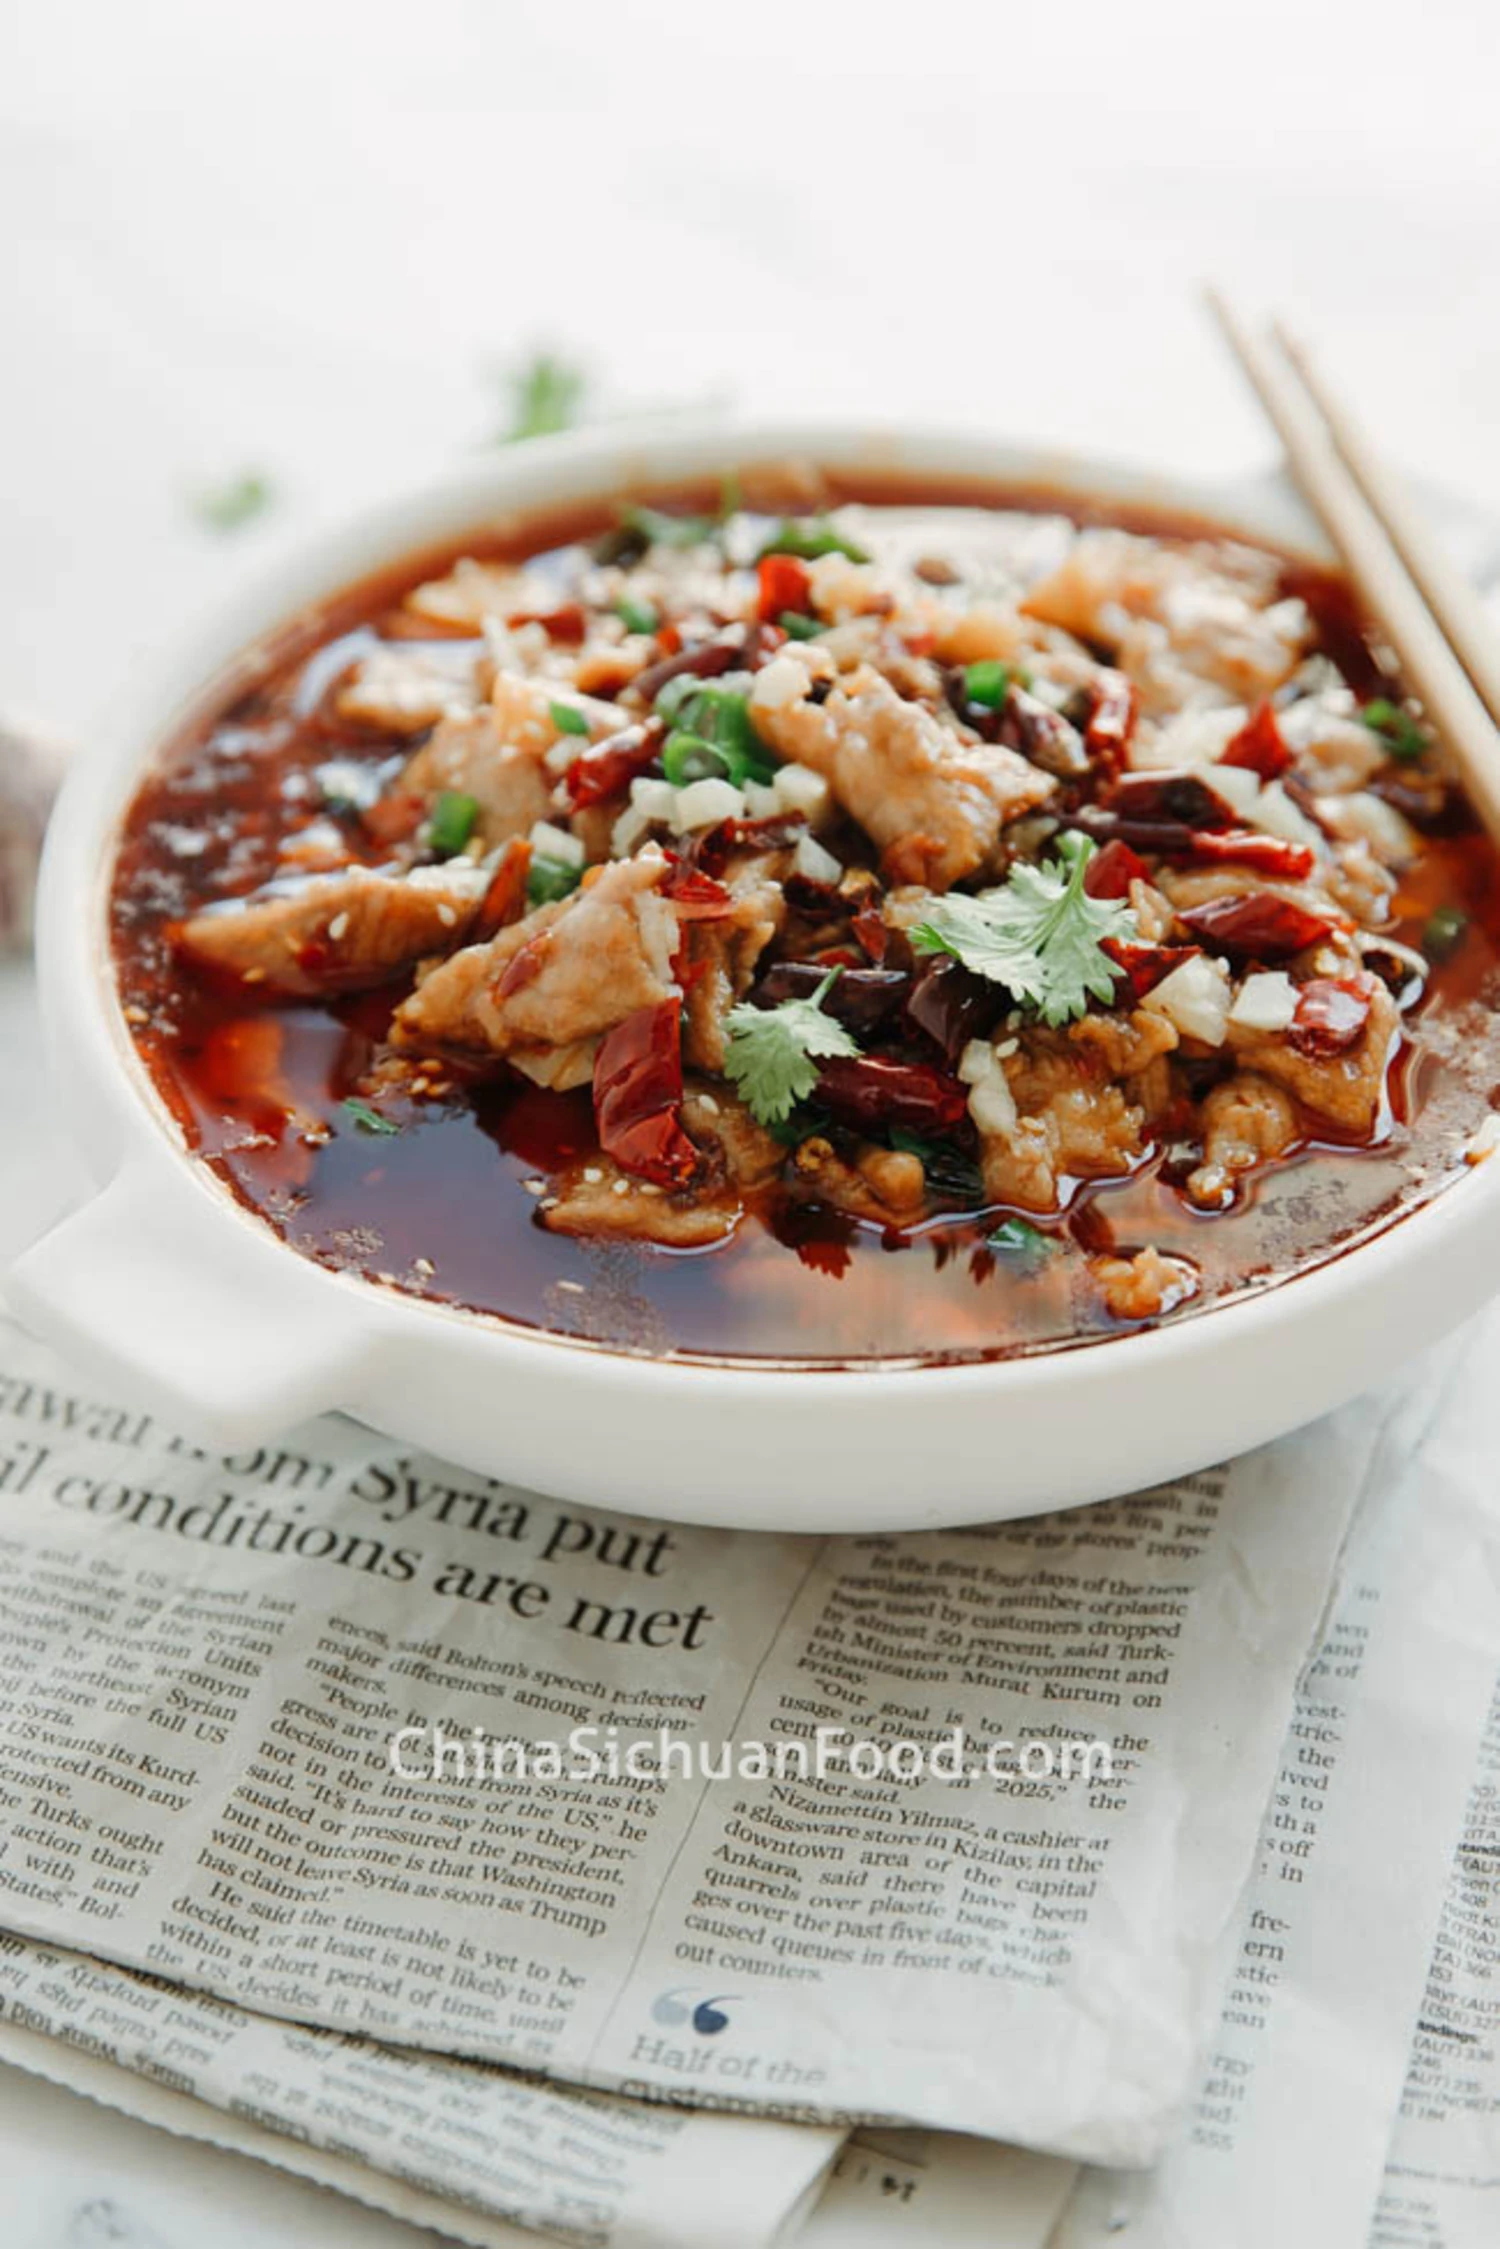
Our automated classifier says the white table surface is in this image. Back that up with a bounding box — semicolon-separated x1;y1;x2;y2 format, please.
3;0;1499;2237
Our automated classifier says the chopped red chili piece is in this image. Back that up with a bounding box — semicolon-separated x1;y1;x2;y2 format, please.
473;837;532;941
851;902;888;963
1084;670;1137;769
659;856;735;918
505;601;588;643
1287;975;1375;1057
593;998;698;1187
691;812;808;877
1221;700;1293;780
1177;893;1334;959
757;553;813;624
1084;837;1150;900
1101;938;1201;1000
564;719;664;809
813;1055;970;1136
495;926;553;997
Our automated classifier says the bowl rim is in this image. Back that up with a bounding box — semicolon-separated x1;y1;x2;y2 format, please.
33;410;1500;1405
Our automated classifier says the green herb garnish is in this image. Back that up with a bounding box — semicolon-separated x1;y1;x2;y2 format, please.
779;611;823;641
190;470;274;533
344;1098;399;1137
501;352;587;442
912;832;1135;1027
1361;697;1428;764
962;660;1013;709
1422;904;1469;961
757;517;870;565
616;594;660;636
548;700;590;739
987;1217;1054;1266
527;854;583;907
723;970;861;1126
427;791;480;856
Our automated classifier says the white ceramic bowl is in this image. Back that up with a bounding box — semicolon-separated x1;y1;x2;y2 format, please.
9;418;1500;1530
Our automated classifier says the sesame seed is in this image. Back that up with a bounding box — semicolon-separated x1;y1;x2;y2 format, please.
436;904;457;928
328;912;351;941
522;1177;546;1197
555;1279;585;1294
414;1256;436;1277
612;1178;631;1196
244;967;267;985
583;1166;604;1183
123;1004;149;1025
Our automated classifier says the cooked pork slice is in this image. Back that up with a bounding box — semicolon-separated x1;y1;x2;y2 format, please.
749;657;1054;889
174;863;486;996
541;1163;741;1246
1089;1246;1199;1322
401;710;553;850
335;647;478;733
1228;978;1399;1135
681;1084;785;1188
789;1136;927;1226
1187;1072;1299;1208
681;873;786;1071
391;850;681;1062
1021;529;1309;714
969;1033;1150;1212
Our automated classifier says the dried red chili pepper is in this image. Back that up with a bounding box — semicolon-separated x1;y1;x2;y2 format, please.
1287;975;1374;1057
1101;938;1200;1001
1085;670;1137;769
690;813;808;878
903;954;996;1063
751;962;909;1038
1221;700;1292;780
1106;770;1238;830
565;719;664;809
757;553;813;624
630;621;785;705
1182;830;1315;880
813;1055;970;1136
473;837;532;941
1083;837;1150;900
998;687;1089;778
593;999;698;1188
1177;893;1334;959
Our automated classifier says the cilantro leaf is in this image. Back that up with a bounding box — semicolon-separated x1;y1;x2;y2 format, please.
911;832;1135;1027
502;351;587;442
722;970;861;1125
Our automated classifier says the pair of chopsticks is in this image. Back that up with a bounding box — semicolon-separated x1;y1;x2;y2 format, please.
1206;289;1500;852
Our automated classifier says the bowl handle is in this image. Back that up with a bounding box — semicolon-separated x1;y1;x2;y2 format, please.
3;1150;375;1445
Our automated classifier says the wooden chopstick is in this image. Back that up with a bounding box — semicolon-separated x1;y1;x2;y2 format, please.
1272;321;1500;728
1204;286;1500;854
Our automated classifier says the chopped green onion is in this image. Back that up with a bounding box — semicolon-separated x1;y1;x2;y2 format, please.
962;660;1013;709
428;791;479;855
779;611;822;641
1361;697;1428;763
758;517;871;565
987;1216;1054;1265
616;594;660;636
1422;904;1469;961
548;700;590;738
343;1098;399;1137
652;681;775;787
663;732;732;786
527;854;583;907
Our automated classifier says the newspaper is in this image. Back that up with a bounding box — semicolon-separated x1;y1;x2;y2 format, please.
1043;1315;1500;2246
0;1305;1387;2185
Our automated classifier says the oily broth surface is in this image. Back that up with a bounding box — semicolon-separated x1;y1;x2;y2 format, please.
109;485;1500;1364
